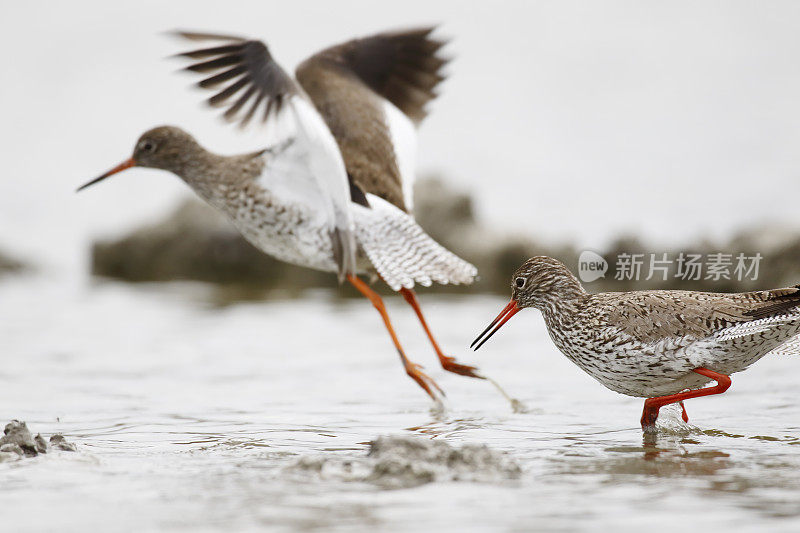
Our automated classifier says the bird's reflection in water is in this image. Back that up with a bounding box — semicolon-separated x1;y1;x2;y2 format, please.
570;431;733;478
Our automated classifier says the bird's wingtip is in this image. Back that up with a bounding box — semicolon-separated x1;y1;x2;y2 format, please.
167;30;247;42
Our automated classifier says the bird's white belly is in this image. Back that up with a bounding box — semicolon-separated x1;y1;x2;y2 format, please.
234;209;336;272
550;334;692;398
212;193;337;273
217;195;377;275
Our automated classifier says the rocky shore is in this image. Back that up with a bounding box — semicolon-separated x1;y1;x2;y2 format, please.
90;177;573;296
89;176;800;296
288;435;521;489
0;420;76;462
0;249;28;277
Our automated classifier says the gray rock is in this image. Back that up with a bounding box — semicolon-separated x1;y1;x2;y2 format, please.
291;455;371;482
0;421;77;458
49;434;77;452
1;420;38;457
289;435;521;489
0;249;28;276
34;434;48;454
367;435;522;488
0;443;24;456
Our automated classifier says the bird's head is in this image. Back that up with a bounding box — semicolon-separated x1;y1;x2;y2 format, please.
471;256;585;350
509;256;585;309
77;126;200;191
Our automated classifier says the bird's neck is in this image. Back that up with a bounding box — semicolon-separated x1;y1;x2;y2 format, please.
539;282;589;331
177;149;266;203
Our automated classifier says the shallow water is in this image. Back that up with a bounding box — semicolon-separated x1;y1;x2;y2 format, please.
3;276;800;532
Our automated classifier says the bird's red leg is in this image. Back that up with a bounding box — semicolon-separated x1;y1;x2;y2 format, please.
399;288;485;379
640;368;731;429
679;401;689;423
347;275;444;400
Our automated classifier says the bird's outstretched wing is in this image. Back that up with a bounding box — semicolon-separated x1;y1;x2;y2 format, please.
296;27;449;213
301;26;448;124
173;31;357;282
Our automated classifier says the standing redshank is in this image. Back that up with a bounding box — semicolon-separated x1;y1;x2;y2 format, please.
471;256;800;429
77;27;493;401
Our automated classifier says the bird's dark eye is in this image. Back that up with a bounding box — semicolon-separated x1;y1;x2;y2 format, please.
515;277;525;288
143;142;154;151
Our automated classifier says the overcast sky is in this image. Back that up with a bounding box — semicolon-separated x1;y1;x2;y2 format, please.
4;1;800;273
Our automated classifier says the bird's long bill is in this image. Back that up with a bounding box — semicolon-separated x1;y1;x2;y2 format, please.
76;157;136;192
471;300;520;351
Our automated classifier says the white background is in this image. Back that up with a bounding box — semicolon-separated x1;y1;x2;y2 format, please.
4;1;800;273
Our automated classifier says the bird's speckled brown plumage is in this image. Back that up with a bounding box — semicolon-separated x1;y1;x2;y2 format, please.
487;256;800;399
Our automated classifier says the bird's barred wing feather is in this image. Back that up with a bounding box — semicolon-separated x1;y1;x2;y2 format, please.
353;194;476;291
172;31;357;281
173;31;296;126
767;334;800;356
603;286;800;344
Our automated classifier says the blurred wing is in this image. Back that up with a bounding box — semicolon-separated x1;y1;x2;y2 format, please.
173;31;356;281
296;27;448;213
174;31;296;126
309;26;449;124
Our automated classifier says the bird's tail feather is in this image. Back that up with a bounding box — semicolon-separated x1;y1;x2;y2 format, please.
353;195;477;291
767;334;800;357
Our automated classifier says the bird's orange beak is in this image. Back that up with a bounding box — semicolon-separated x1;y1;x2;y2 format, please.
471;300;521;350
76;157;136;192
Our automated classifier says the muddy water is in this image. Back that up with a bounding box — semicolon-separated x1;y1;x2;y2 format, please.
2;277;800;532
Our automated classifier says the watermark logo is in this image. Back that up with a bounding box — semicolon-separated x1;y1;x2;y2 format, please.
578;250;608;282
578;251;763;282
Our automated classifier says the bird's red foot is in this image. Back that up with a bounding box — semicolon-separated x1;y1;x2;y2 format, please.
641;400;689;427
405;362;445;400
641;368;730;430
641;400;660;429
439;355;485;379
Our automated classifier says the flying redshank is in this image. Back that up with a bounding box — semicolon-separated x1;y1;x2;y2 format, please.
77;27;492;401
471;256;800;429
